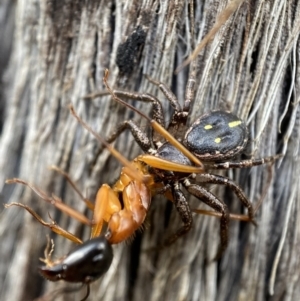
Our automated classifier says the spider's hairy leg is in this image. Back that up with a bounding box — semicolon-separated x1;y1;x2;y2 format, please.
196;173;255;224
84;90;165;128
162;182;193;246
145;74;182;113
90;184;120;239
145;74;190;138
84;89;166;146
98;119;152;153
210;154;282;169
183;179;230;259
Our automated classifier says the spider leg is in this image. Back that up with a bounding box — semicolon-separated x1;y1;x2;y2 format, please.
145;75;190;139
85;90;165;145
196;173;255;223
90;119;153;170
183;60;196;114
209;154;282;169
182;0;196;114
102;120;152;152
113;91;165;128
183;178;230;259
145;75;182;112
183;2;197;115
113;91;165;146
71;105;148;184
162;181;193;246
168;87;196;140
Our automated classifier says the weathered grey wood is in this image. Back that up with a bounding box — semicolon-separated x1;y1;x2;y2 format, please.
0;1;299;301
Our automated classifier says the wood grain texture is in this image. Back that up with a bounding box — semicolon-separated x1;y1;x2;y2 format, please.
0;1;299;301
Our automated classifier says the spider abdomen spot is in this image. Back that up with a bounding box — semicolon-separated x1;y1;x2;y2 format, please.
184;111;248;161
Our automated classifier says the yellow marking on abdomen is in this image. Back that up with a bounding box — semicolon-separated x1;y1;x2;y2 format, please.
228;120;241;128
215;137;221;143
204;124;213;130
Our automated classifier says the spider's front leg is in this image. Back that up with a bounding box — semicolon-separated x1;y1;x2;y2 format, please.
90;118;154;170
85;90;166;146
103;120;152;153
182;178;230;259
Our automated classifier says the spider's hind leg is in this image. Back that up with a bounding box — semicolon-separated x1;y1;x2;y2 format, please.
86;89;166;147
102;120;152;152
90;119;153;170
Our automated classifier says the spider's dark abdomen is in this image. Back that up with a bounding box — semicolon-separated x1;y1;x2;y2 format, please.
184;111;248;161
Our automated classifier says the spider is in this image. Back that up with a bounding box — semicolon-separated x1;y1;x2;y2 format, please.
87;69;280;258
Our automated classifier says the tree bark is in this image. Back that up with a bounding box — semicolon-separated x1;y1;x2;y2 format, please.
1;1;300;301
